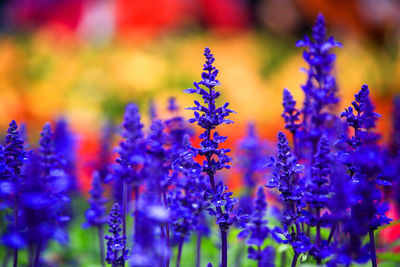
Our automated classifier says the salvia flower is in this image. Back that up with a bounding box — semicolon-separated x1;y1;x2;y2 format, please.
144;119;168;192
54;118;78;192
1;120;28;254
296;13;342;107
97;121;115;183
165;98;207;247
38;123;71;244
236;123;269;214
340;84;381;149
266;132;304;203
105;203;128;267
185;47;237;267
184;47;235;178
206;181;239;231
83;171;107;228
282;89;300;135
337;85;391;265
238;186;274;265
305;136;332;262
307;136;332;209
19;152;52;249
0;145;15;198
236;123;268;190
266;132;309;258
296;13;342;152
39;123;59;181
4;120;28;182
112;103;145;187
130;193;169;267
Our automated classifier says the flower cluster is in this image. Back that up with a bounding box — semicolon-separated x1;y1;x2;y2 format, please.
282;89;300;135
83;171;108;228
296;13;342;155
266;132;309;258
238;186;274;265
185;47;239;267
112;103;145;187
105;203;128;267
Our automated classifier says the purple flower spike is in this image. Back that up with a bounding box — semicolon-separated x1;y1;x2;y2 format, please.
237;123;268;190
5;120;28;180
185;47;237;267
336;84;391;266
307;136;332;210
266;132;304;203
282;89;300;135
105;203;128;267
113;103;145;186
238;186;274;265
340;85;381;149
38;123;70;244
54;118;78;192
83;171;107;228
296;13;342;150
266;132;309;262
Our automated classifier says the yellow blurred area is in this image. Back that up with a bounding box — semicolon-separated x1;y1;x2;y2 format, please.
0;30;399;141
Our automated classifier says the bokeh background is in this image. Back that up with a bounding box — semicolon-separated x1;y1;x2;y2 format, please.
0;0;400;190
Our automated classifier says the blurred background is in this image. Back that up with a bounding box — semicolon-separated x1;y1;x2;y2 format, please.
0;0;399;191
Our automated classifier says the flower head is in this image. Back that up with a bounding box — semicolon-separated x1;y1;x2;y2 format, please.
112;103;146;187
340;85;381;149
4;120;28;180
296;13;342;145
54;118;77;191
105;203;128;266
282;89;300;134
83;171;107;228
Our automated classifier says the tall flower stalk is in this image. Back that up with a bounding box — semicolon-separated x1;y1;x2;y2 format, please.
339;85;391;266
266;132;308;267
144;118;170;266
165;97;206;267
112;103;145;253
105;203;128;267
4;120;28;267
238;186;274;267
184;47;237;267
83;171;107;267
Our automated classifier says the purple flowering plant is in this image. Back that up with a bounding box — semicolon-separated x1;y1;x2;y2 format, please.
0;12;398;267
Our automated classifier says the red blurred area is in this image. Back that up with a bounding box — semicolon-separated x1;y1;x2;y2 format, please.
115;0;188;36
198;0;250;31
8;0;84;31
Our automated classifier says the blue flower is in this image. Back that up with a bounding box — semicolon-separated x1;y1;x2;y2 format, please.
340;85;381;149
4;120;28;180
105;203;128;267
265;132;310;255
296;13;342;149
282;89;300;135
83;171;107;228
54;118;78;192
112;103;146;187
238;186;274;265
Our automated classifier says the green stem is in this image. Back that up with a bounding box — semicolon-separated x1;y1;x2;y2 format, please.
13;200;18;267
176;236;184;267
291;253;299;267
369;230;377;267
195;231;201;267
98;226;106;267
